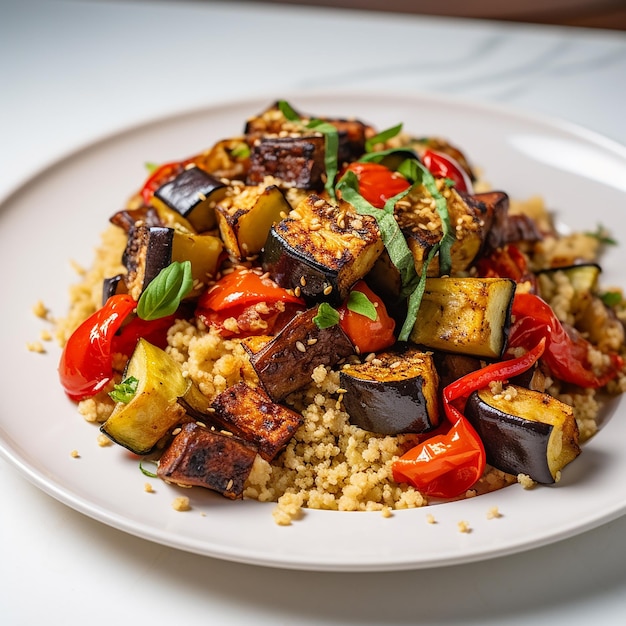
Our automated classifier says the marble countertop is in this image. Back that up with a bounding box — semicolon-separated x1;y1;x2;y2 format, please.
1;1;626;623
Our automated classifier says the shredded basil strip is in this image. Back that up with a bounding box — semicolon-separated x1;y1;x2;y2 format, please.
137;260;193;321
231;142;250;159
139;459;158;479
277;100;339;201
108;376;139;403
313;302;340;329
347;290;378;321
398;245;438;342
364;123;403;153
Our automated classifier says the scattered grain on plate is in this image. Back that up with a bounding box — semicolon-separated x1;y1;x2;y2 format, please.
517;474;536;490
172;496;191;511
96;433;113;447
26;341;46;353
70;449;80;459
32;300;50;319
457;520;471;533
144;483;154;494
381;506;393;518
486;506;502;520
425;513;436;524
40;329;52;342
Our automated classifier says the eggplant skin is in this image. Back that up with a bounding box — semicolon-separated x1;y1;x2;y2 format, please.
157;423;257;500
340;348;440;435
465;385;581;484
210;382;303;462
246;307;354;401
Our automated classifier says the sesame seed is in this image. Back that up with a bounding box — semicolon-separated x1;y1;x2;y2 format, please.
295;341;306;353
300;276;307;286
294;286;301;297
323;285;333;295
226;479;234;491
197;192;207;201
313;198;326;208
306;338;318;346
172;427;182;436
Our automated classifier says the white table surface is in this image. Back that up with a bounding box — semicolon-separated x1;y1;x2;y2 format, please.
2;1;626;623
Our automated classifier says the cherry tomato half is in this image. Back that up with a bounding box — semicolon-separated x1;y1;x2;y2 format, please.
421;148;473;194
338;281;396;353
343;162;411;209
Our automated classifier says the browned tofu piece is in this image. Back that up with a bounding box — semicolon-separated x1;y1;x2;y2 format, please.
211;382;303;461
246;306;355;401
246;135;326;190
157;423;257;500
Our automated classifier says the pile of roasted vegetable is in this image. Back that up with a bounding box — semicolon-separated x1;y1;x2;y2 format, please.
58;101;625;503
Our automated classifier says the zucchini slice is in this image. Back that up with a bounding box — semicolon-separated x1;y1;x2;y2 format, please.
210;382;303;461
409;277;515;359
216;184;292;259
123;225;223;299
152;166;227;233
157;422;257;500
340;348;440;435
465;385;581;483
101;339;190;455
245;306;354;401
262;194;384;304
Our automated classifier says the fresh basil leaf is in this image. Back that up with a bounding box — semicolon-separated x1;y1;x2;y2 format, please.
137;260;193;321
109;376;139;403
364;123;403;153
347;290;377;321
313;302;340;329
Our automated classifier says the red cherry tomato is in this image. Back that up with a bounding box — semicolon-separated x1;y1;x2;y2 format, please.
421;148;473;194
344;162;411;208
59;295;137;401
338;281;396;353
195;269;306;337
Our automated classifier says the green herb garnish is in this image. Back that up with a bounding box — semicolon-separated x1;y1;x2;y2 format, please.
109;376;139;403
600;290;623;307
347;290;378;321
144;161;159;173
313;302;341;329
365;123;403;153
587;224;617;246
139;459;158;478
231;142;251;159
137;260;193;321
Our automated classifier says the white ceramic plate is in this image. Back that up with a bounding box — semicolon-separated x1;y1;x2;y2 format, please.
2;92;626;572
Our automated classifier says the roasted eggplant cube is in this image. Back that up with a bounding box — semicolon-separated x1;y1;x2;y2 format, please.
110;205;163;233
246;135;326;190
157;423;257;500
216;184;292;259
246;307;355;401
123;225;223;299
102;273;128;305
340;349;440;435
465;385;581;483
409;277;515;359
464;191;510;254
262;195;383;305
211;382;303;461
152;166;227;233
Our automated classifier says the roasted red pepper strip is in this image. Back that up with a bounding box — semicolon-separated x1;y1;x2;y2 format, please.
140;159;191;205
392;339;546;498
508;292;622;388
111;313;176;357
475;244;537;290
58;295;137;401
195;269;306;337
421;148;473;194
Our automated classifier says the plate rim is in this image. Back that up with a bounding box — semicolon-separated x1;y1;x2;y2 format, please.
2;89;626;572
